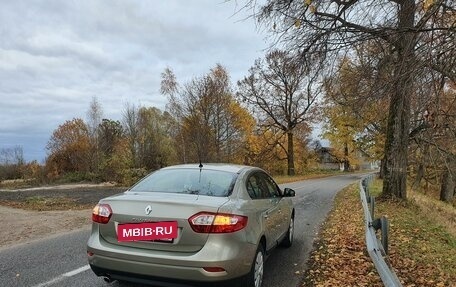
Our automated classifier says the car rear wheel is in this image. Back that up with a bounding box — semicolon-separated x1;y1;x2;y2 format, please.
238;244;264;287
280;216;294;247
253;245;265;287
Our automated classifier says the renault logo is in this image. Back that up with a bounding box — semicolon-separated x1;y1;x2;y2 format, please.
145;205;152;215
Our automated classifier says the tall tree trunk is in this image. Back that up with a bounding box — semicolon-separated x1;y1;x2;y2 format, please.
343;142;350;172
382;69;412;199
440;168;455;202
287;131;295;176
382;0;416;200
440;156;456;202
379;158;386;179
412;142;428;190
412;162;424;190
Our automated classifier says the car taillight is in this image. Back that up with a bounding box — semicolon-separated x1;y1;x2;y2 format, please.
188;212;248;233
92;204;112;224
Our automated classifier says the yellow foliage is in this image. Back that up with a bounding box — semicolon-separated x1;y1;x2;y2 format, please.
294;19;301;28
423;0;435;11
322;55;388;169
310;5;317;13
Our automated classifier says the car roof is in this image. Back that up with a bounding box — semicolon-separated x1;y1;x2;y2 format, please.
160;163;257;174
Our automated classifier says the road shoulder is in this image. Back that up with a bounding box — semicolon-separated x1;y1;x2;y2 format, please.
0;205;91;248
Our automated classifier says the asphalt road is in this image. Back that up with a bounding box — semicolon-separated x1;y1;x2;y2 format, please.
0;173;366;287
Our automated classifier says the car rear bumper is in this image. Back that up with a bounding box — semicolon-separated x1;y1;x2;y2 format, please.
87;232;257;283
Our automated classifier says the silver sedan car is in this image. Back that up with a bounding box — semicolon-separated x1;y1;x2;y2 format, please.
87;163;295;287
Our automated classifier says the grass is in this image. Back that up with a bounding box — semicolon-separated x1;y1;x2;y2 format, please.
0;178;37;189
371;179;456;285
0;196;92;211
408;188;456;237
302;178;456;286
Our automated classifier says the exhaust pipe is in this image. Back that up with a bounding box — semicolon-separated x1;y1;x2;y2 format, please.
103;275;113;283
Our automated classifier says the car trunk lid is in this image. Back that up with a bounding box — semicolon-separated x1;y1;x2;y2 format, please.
98;192;229;252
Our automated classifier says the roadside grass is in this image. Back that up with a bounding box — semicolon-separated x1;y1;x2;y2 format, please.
0;179;37;189
302;179;456;286
408;188;456;237
371;179;456;286
0;196;93;211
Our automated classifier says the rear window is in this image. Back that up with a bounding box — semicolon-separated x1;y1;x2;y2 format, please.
128;168;237;197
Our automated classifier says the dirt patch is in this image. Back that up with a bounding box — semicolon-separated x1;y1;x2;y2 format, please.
0;184;127;248
0;205;92;248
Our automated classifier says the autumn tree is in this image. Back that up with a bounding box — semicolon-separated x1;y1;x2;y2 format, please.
435;86;456;202
46;118;91;177
136;107;176;170
248;123;315;174
404;9;456;201
121;103;177;171
322;49;390;172
237;50;320;175
161;64;254;163
21;160;44;182
409;78;456;202
240;0;456;199
322;39;455;200
95;118;135;183
98;119;123;156
323;107;360;171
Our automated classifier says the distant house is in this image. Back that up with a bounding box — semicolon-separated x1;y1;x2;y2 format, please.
316;147;380;171
316;147;341;170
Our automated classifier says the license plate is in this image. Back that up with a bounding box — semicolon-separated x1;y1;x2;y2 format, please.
117;221;178;242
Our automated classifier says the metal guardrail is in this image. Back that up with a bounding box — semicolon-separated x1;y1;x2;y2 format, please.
359;175;402;287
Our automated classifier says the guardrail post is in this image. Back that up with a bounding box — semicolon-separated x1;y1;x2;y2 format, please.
369;195;375;219
364;177;372;202
359;175;401;286
371;216;389;255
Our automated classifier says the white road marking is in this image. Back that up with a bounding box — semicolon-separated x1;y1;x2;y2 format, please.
32;265;90;287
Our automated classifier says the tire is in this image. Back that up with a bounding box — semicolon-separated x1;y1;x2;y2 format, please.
238;244;265;287
280;216;294;248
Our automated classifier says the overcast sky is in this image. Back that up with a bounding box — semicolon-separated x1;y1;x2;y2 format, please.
0;0;271;162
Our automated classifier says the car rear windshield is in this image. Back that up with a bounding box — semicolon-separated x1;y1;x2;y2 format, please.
128;168;238;197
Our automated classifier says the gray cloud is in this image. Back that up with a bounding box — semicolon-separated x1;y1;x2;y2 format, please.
0;0;267;162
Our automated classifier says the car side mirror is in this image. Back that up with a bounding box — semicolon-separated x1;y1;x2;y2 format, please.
283;188;295;197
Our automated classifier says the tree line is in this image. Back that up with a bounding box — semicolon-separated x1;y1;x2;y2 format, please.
239;0;455;202
1;56;326;186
